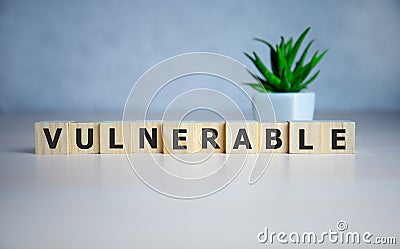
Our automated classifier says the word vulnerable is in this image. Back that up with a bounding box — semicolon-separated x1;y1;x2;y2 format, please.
34;120;355;155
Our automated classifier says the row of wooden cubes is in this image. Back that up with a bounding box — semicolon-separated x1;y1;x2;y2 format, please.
34;121;355;154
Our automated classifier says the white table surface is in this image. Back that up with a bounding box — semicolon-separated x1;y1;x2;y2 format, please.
0;112;399;249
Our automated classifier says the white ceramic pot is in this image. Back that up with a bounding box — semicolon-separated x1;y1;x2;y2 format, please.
252;92;315;121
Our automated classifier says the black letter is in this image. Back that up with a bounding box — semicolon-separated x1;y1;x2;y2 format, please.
332;129;346;150
43;128;62;149
299;129;313;150
233;129;252;149
173;129;187;150
202;128;220;149
139;128;157;148
76;128;93;149
109;128;123;149
266;129;282;149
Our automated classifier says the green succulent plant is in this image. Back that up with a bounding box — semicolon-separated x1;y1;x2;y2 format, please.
244;27;328;92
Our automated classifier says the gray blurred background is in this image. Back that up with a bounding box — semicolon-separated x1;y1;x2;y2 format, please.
0;0;399;114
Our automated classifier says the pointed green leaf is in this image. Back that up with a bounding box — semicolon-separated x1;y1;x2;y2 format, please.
254;37;275;52
247;69;267;84
277;68;290;92
276;46;284;78
292;48;327;84
294;39;314;71
262;83;277;92
293;65;313;85
243;83;269;92
252;52;281;87
286;38;293;54
302;70;320;87
280;36;285;50
244;52;255;63
287;27;311;68
254;38;279;75
243;83;276;92
291;70;320;91
315;49;328;64
276;46;291;80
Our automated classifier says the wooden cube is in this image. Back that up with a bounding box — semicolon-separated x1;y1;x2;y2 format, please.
225;121;259;154
289;121;322;154
259;122;289;153
35;121;69;154
99;122;132;154
194;122;225;153
321;121;355;154
69;122;100;154
132;121;163;153
162;122;196;154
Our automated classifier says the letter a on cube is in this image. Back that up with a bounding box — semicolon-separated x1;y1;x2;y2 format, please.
225;121;259;154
